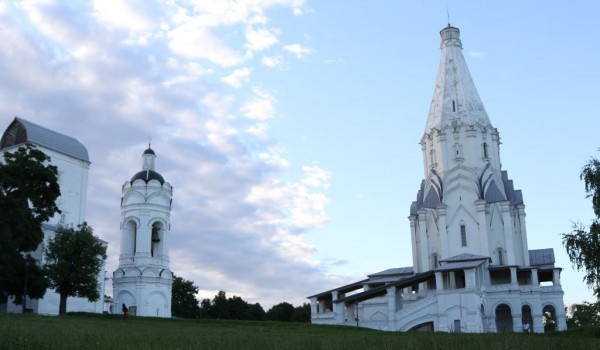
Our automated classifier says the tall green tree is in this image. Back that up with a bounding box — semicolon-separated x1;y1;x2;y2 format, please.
266;302;295;322
566;301;600;328
562;156;600;297
0;144;60;303
44;222;107;315
171;275;200;318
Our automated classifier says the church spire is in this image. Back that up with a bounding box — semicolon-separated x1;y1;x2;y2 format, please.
424;25;491;133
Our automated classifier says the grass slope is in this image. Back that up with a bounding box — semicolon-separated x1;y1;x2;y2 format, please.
1;313;599;350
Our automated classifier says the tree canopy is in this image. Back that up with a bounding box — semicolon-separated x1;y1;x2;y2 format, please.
562;155;600;298
44;222;107;315
171;275;201;318
0;144;60;303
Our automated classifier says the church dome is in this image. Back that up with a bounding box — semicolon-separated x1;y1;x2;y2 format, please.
143;147;155;155
130;170;165;185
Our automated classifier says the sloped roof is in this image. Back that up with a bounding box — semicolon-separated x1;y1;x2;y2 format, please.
434;259;485;272
439;253;490;263
0;117;89;162
424;26;491;133
368;267;414;277
529;248;555;266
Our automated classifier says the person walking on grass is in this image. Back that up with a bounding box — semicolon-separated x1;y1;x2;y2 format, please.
122;304;129;320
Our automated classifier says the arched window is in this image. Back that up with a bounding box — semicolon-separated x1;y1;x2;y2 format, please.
497;248;504;265
432;253;439;269
460;224;467;247
483;142;489;159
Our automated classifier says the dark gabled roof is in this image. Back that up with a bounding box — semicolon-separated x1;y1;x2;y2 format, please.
368;267;414;277
529;248;555;266
439;253;490;263
307;278;369;299
434;259;485;272
335;271;435;305
0;117;89;162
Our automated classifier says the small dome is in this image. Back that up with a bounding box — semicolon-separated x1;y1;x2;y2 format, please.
143;147;156;155
130;170;165;185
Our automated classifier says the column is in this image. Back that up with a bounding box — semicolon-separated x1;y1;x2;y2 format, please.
332;291;344;324
449;271;456;289
318;299;326;313
437;205;448;258
532;313;544;333
517;205;529;266
310;297;317;316
512;312;523;332
409;216;419;271
418;209;428;273
387;286;396;329
510;267;518;287
552;269;561;286
475;200;489;255
501;202;515;264
435;272;444;291
464;269;475;288
531;268;538;286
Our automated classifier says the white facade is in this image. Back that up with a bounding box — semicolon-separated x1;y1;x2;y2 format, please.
112;147;173;318
309;26;567;332
0;117;105;315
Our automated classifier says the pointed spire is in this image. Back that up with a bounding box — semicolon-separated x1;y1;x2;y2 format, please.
424;25;491;133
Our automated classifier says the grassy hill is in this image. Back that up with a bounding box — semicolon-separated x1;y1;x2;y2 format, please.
1;313;599;349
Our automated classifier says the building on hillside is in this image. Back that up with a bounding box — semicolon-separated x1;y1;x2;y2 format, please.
308;25;567;333
112;146;173;317
0;117;106;315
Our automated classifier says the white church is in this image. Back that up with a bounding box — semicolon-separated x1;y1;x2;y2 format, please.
308;25;567;333
0;118;173;318
0;117;105;314
111;146;173;318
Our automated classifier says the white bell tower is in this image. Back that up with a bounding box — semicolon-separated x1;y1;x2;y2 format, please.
112;146;173;317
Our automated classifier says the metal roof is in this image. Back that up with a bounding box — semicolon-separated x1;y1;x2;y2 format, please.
434;259;484;272
424;26;491;134
368;266;414;277
0;117;89;162
439;253;490;263
529;248;555;266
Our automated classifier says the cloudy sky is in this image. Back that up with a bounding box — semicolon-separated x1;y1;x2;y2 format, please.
1;0;599;308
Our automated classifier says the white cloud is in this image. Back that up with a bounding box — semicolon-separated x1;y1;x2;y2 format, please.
246;123;269;140
222;67;251;88
261;55;285;68
0;0;339;309
302;165;332;189
245;26;280;52
93;0;159;33
240;88;276;120
168;22;243;67
468;51;485;58
283;43;312;59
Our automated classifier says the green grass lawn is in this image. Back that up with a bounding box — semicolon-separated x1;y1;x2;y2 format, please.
1;313;599;350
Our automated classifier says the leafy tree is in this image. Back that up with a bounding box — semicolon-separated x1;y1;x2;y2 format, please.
266;302;295;322
199;291;265;320
247;302;266;321
199;298;212;319
291;303;311;322
0;144;60;303
566;302;600;328
171;275;200;318
562;156;600;297
44;222;107;315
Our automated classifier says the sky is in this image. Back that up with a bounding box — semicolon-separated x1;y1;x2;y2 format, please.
0;0;599;309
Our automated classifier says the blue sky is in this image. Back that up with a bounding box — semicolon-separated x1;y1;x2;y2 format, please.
0;0;598;308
